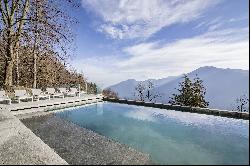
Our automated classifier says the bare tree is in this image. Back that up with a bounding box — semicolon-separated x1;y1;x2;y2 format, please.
234;94;249;112
0;1;98;92
102;88;119;99
0;0;30;88
27;0;78;88
134;82;146;101
145;80;161;102
0;0;79;88
134;80;161;102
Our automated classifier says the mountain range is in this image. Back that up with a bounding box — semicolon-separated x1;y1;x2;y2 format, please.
107;66;249;110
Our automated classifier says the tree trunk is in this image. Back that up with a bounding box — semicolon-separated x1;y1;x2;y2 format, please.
15;42;20;86
33;49;37;88
32;31;38;88
4;30;14;88
85;82;88;93
2;0;30;88
5;59;14;87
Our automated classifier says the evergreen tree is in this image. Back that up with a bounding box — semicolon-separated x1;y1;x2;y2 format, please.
169;74;209;108
169;75;193;106
191;75;209;107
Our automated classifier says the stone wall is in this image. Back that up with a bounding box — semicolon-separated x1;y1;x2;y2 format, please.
103;97;249;120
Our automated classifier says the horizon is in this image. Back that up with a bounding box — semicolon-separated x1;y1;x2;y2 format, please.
106;65;250;88
69;0;249;88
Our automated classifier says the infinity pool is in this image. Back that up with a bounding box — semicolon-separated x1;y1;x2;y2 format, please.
55;102;249;165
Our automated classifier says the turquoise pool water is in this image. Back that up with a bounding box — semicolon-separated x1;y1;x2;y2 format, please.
55;102;249;165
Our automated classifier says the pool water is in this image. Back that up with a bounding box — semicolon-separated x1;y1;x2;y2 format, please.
55;102;249;165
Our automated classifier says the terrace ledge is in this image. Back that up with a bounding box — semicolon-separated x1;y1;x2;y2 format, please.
103;97;249;120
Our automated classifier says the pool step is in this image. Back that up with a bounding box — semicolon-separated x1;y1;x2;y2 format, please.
3;95;103;116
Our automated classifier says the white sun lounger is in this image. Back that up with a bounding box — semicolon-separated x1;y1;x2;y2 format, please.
58;88;67;94
81;91;87;94
58;87;71;97
32;89;50;101
59;87;79;97
46;88;64;98
79;90;88;97
67;88;79;97
0;91;11;104
14;90;33;103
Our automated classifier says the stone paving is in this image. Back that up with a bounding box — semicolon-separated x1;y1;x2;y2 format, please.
0;108;67;165
0;94;102;165
21;114;154;165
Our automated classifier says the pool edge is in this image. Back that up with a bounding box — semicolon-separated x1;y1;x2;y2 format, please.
103;97;249;120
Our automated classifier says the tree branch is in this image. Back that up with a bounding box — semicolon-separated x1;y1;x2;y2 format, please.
0;0;7;24
13;0;29;46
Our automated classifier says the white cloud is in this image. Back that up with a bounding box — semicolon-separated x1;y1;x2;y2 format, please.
119;28;249;73
82;0;220;39
73;27;249;88
201;17;224;31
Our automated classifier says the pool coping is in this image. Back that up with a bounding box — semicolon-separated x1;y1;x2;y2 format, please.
103;97;249;120
0;108;68;165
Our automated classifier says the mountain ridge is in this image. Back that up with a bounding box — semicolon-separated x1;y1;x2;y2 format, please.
107;66;249;110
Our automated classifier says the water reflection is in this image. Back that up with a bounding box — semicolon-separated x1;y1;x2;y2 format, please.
96;103;103;115
55;102;249;165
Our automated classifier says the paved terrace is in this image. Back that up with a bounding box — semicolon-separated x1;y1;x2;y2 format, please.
0;94;103;165
1;94;103;116
0;108;68;165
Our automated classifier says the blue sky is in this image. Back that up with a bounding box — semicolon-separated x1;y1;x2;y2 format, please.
69;0;249;88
